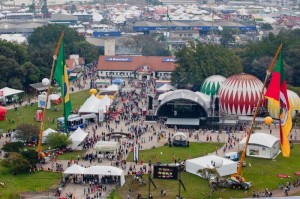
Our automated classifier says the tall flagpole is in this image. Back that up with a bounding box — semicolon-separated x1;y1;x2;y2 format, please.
235;44;282;177
36;32;65;161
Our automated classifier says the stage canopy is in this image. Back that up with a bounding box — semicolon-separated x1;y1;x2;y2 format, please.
94;141;119;153
186;155;237;177
68;127;88;150
63;165;125;186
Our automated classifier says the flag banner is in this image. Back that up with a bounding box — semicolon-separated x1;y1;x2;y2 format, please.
54;38;72;129
265;52;292;157
167;7;172;23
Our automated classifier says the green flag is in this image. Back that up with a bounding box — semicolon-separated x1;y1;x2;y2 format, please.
54;38;72;133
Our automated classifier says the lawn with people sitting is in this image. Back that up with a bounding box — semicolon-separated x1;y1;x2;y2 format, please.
0;90;90;131
115;144;300;198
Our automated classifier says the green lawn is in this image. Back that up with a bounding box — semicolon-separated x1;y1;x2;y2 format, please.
0;165;61;198
127;142;222;164
115;144;300;199
0;90;90;132
56;150;87;160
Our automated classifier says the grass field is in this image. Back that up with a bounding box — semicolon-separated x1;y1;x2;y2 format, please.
56;150;86;160
0;165;61;198
127;142;222;163
116;144;300;199
0;90;90;132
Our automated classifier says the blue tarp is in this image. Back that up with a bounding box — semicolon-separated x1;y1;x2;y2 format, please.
112;78;124;85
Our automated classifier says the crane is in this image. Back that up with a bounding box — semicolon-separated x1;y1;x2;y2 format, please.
230;44;283;190
36;32;64;164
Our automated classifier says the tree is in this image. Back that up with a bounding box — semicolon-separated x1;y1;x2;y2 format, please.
21;149;39;165
220;28;235;47
197;168;221;199
172;42;242;90
260;23;273;30
45;132;71;149
2;142;24;153
14;124;39;143
1;152;31;174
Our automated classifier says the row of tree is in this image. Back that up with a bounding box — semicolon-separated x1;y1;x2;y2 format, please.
0;24;101;90
171;29;300;92
1;124;70;174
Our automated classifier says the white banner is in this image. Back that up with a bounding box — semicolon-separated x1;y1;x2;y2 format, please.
99;109;104;122
38;95;50;109
133;145;139;161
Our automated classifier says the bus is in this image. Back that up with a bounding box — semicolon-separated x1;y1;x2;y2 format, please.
57;114;85;132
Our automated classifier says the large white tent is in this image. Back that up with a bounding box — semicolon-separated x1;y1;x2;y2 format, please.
42;128;57;143
64;164;86;175
94;141;119;153
79;94;100;113
156;84;176;93
63;165;125;186
68;127;88;150
239;133;280;159
0;87;24;97
105;85;119;91
186;155;237;177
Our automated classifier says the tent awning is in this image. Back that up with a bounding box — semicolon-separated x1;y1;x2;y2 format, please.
0;87;24;97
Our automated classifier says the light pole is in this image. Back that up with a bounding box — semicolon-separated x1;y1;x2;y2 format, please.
160;152;163;164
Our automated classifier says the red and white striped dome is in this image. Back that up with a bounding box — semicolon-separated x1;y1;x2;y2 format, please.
218;73;265;116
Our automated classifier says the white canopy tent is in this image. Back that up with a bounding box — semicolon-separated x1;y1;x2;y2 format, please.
42;128;57;143
49;94;60;101
68;127;88;150
105;85;119;91
84;165;125;186
156;84;176;93
64;164;86;175
63;165;126;186
186;155;237;177
0;87;24;97
79;94;100;114
94;141;119;153
239;133;280;159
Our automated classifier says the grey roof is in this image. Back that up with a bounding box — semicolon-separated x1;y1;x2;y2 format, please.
51;14;78;21
29;82;48;91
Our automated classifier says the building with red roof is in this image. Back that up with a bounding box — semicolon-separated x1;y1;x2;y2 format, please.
97;55;176;80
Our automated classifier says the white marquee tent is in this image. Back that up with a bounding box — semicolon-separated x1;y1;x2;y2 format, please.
0;87;24;97
186;155;237;177
64;164;86;175
68;127;88;150
94;141;119;153
63;165;125;186
79;94;100;113
239;133;280;159
156;84;176;93
105;85;119;91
